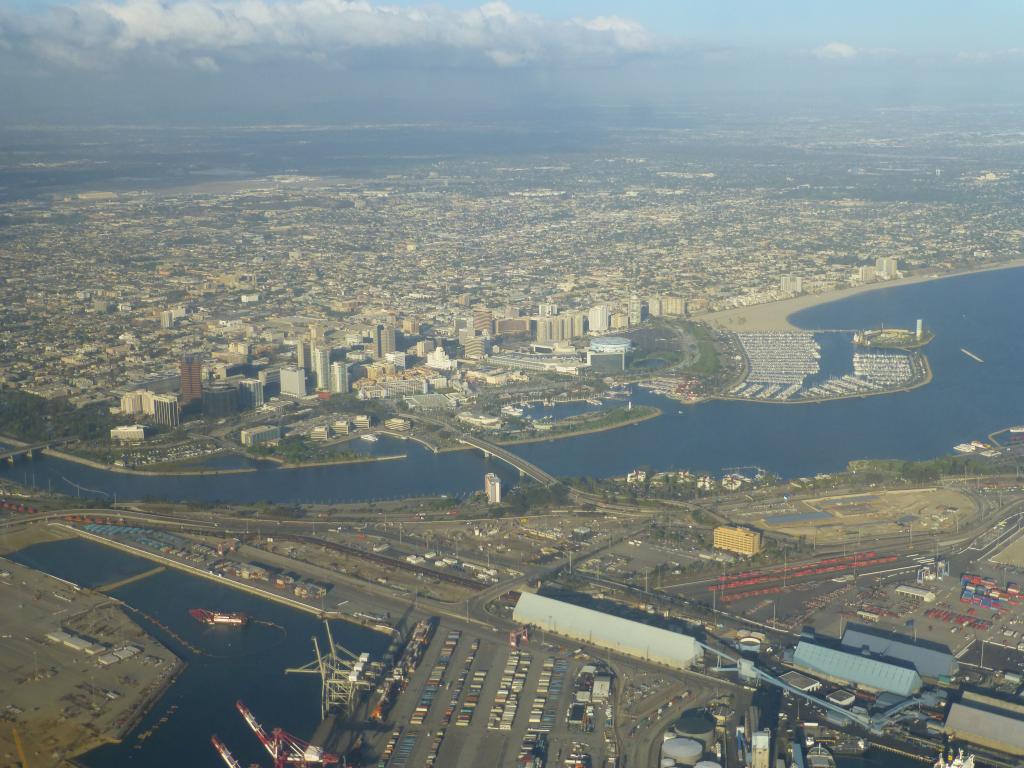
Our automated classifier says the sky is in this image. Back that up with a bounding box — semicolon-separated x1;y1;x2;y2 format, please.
2;0;1023;124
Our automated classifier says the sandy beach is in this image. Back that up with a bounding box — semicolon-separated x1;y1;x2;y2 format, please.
699;258;1024;331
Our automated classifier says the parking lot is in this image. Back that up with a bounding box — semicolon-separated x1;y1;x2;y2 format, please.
366;622;618;768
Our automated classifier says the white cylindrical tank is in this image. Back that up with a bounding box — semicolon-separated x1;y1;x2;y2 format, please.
660;759;677;768
661;737;703;766
694;762;722;768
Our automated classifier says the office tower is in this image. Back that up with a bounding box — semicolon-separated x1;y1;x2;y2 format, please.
485;473;502;504
280;366;308;397
463;335;487;360
179;353;203;407
415;339;435;356
375;324;396;358
385;351;407;369
330;361;350;394
311;345;331;391
916;319;924;340
472;309;494;337
627;298;646;326
202;386;239;419
238;378;264;410
150;394;180;427
295;340;310;370
780;275;804;294
588;305;611;333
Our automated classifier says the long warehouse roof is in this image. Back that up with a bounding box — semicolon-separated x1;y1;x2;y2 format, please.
841;626;956;680
793;641;922;696
512;592;699;670
944;702;1024;756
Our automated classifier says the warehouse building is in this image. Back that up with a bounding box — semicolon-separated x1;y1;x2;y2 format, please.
841;626;956;682
512;592;700;671
944;695;1024;756
791;640;922;696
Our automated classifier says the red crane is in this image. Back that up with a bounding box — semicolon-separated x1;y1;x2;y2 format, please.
211;735;249;768
235;700;341;767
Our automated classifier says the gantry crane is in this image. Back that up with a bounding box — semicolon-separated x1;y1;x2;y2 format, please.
285;620;373;720
209;701;341;768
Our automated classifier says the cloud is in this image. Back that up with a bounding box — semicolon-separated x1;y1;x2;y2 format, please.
813;41;858;60
0;0;654;71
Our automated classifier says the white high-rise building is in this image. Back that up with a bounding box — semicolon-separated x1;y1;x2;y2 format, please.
238;378;265;410
330;361;350;394
780;275;804;294
485;473;502;504
280;366;307;397
538;302;558;317
588;305;611;333
311;345;331;391
875;257;899;280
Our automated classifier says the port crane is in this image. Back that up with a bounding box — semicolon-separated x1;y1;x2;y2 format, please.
210;701;341;768
286;620;373;719
211;735;247;768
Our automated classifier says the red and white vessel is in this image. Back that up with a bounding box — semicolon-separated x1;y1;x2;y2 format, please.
189;608;249;626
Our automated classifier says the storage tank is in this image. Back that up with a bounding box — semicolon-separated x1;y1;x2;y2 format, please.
672;708;716;747
661;737;703;766
660;759;677;768
694;762;722;768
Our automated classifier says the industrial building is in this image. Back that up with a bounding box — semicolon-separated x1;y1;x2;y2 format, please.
840;626;956;682
512;592;700;671
790;640;922;696
944;695;1024;757
713;526;764;556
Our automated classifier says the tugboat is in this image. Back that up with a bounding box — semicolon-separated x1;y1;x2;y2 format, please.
189;608;248;626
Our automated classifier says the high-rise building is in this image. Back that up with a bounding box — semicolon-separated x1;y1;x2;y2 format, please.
280;366;308;397
179;353;204;407
538;302;558;317
916;318;924;340
627;298;647;327
647;297;663;317
311;345;331;391
202;386;239;419
472;309;494;337
295;340;310;371
875;257;898;280
463;335;487;360
485;473;502;504
238;378;264;410
151;394;180;427
660;296;686;316
588;305;611;333
330;361;350;394
375;324;397;358
780;275;804;294
534;312;586;344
